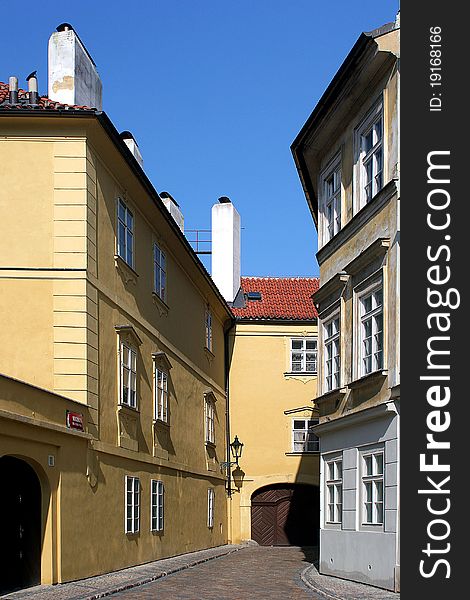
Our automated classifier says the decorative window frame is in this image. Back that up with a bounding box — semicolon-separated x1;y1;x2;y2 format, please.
322;308;341;394
204;390;216;446
115;326;142;410
291;418;320;453
357;278;384;379
319;151;342;248
354;98;385;213
125;475;140;534
207;488;215;528
204;306;213;354
153;241;167;303
359;445;385;531
151;479;164;532
289;337;318;374
116;197;135;268
348;239;390;385
324;453;343;528
152;352;172;424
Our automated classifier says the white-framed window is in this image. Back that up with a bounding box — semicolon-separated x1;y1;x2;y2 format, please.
325;456;343;524
323;314;340;392
207;488;215;528
361;449;384;525
205;396;215;445
154;242;167;302
290;338;317;373
120;341;137;408
292;419;320;452
205;308;213;352
323;162;342;243
117;198;134;267
357;103;384;207
154;367;168;423
125;476;140;534
359;285;384;376
151;480;164;532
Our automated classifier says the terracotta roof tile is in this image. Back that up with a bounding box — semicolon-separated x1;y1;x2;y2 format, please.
0;81;95;111
232;277;319;321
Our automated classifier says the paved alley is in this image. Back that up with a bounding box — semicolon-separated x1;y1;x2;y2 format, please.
110;546;319;600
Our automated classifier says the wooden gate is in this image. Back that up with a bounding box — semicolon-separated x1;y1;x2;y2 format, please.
251;484;318;546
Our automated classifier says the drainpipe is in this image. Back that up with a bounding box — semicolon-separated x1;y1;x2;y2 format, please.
224;316;236;497
224;316;236;544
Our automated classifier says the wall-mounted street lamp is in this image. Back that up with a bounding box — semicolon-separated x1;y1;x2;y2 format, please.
221;435;244;471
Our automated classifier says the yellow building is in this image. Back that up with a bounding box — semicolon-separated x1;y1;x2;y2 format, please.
0;25;232;593
228;277;320;546
291;17;400;591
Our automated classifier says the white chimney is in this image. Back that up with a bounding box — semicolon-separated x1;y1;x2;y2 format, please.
48;23;102;109
121;131;144;168
160;192;184;233
211;197;241;303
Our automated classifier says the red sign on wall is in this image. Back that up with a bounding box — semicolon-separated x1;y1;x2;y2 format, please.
66;410;84;431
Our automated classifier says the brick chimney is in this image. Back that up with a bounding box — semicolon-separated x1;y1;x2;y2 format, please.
48;23;102;109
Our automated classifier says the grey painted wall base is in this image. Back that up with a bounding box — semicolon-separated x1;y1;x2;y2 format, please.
320;529;397;591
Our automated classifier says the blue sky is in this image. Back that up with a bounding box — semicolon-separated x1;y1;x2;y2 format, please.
2;1;398;277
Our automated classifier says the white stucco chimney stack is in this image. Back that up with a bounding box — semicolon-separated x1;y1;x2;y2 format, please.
120;131;144;168
160;192;185;233
48;23;102;109
211;197;241;303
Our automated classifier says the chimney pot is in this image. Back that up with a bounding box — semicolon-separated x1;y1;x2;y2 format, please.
8;76;19;104
26;72;39;105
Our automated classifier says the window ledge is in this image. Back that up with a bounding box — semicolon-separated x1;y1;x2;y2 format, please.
205;440;216;449
153;418;170;428
115;254;138;285
284;371;317;376
285;451;320;456
315;386;348;405
204;347;215;364
118;403;139;414
349;370;388;390
152;292;169;316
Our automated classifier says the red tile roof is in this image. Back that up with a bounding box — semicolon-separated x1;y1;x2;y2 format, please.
232;277;319;321
0;81;94;111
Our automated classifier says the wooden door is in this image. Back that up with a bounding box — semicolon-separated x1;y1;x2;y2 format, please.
251;484;318;546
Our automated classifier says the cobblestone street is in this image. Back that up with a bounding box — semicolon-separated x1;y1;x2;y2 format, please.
110;546;319;600
3;544;400;600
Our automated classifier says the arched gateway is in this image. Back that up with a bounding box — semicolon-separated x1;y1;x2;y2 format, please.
0;456;42;593
251;483;319;546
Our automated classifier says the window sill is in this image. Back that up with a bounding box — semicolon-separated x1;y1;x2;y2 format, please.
118;403;139;414
115;254;138;286
285;451;320;456
153;418;170;428
284;371;317;376
315;386;348;405
205;440;216;449
152;292;169;316
204;347;215;364
348;370;388;390
360;523;385;533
